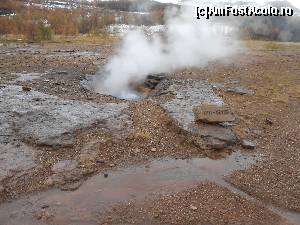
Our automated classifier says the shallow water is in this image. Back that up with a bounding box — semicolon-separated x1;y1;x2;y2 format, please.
0;151;299;225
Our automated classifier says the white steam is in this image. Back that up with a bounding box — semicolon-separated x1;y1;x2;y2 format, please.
95;6;238;99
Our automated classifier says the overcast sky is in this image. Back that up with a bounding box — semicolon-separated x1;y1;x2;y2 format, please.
155;0;300;9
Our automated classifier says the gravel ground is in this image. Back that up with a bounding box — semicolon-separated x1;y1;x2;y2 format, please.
100;183;290;225
0;42;299;225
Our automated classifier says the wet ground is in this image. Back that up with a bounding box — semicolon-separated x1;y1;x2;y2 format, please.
0;41;299;225
0;151;258;225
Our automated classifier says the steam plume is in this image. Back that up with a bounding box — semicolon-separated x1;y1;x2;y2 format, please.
94;5;238;100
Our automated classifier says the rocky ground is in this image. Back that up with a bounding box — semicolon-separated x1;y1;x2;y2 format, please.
0;41;299;225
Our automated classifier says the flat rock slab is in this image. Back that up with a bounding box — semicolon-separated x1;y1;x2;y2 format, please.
196;124;237;144
226;86;255;95
0;85;132;148
156;79;224;131
193;104;235;124
0;143;36;183
51;160;78;173
242;140;256;149
154;79;237;148
50;160;82;186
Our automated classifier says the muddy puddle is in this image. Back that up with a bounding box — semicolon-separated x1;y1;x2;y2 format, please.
0;151;299;225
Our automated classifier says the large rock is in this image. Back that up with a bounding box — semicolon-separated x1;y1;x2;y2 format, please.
0;85;132;148
0;143;36;183
51;160;78;173
193;104;235;124
196;124;237;146
154;79;237;149
156;79;224;131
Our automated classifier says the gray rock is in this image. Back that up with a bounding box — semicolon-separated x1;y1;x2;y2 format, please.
242;140;256;149
153;79;237;149
45;177;54;187
60;180;83;191
197;124;237;145
157;79;224;131
0;85;132;148
206;137;229;150
0;185;4;193
50;160;85;186
193;104;235;124
0;143;36;183
226;87;255;95
52;160;78;173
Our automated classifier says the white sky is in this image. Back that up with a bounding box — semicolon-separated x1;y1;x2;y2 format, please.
155;0;300;9
288;0;300;8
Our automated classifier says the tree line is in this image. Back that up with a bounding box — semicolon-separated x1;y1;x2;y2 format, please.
0;0;164;42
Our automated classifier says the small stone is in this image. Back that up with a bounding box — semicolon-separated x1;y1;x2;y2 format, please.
133;149;141;154
266;118;273;125
109;163;115;167
51;160;78;173
41;204;49;209
193;104;235;124
57;71;68;75
207;137;228;150
60;181;83;191
190;205;197;210
45;177;54;187
151;148;157;152
242;140;256;149
226;87;255;95
22;86;31;92
96;159;105;164
0;185;5;193
253;129;262;135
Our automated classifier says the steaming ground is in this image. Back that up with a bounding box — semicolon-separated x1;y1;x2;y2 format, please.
94;6;238;100
0;41;299;224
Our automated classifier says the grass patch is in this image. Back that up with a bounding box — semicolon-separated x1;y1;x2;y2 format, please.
51;34;119;44
129;130;152;142
0;34;26;43
245;40;300;51
249;71;300;103
0;34;120;44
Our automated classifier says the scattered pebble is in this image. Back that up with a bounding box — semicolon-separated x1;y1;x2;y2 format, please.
151;148;157;152
41;204;49;209
97;159;105;164
266;118;273;125
190;205;197;210
45;178;54;187
242;140;256;149
133;149;141;154
22;86;31;92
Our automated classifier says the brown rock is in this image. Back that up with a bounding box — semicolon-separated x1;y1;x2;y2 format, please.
22;86;31;92
193;104;235;124
0;185;5;193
